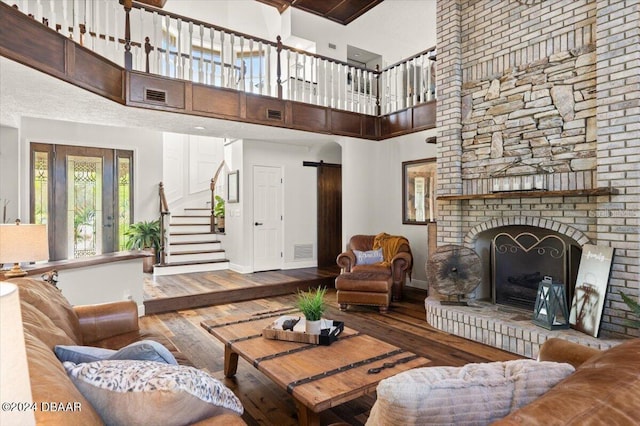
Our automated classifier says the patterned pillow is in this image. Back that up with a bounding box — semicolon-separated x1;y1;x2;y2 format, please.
354;249;384;265
366;359;574;426
55;340;178;365
64;360;243;426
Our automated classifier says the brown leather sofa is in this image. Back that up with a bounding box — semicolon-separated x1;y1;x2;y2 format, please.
10;277;245;425
336;234;412;302
495;337;640;424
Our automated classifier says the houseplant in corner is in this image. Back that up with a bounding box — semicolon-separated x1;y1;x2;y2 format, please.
296;286;327;335
124;219;161;273
214;195;225;233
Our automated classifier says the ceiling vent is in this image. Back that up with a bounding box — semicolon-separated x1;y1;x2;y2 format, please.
145;88;167;103
266;109;282;120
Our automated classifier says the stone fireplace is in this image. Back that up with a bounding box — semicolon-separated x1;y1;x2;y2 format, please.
427;0;639;355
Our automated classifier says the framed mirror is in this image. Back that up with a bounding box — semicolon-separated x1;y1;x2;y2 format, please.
402;158;437;224
227;170;239;203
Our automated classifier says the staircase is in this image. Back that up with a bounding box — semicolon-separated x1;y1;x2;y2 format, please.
153;207;229;276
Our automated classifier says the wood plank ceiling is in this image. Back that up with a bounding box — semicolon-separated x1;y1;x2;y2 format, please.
256;0;384;25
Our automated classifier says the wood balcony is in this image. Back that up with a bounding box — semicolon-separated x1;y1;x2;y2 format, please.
0;2;435;140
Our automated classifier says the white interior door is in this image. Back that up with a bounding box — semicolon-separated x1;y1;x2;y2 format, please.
253;165;283;271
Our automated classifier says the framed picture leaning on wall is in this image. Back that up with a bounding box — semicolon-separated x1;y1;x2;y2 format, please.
569;244;615;337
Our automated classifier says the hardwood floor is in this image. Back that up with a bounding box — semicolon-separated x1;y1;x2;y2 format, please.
140;274;521;426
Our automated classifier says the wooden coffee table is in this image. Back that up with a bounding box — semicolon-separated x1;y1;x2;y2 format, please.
201;309;429;426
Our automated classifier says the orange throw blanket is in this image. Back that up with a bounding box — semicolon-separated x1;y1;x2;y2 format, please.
372;233;412;279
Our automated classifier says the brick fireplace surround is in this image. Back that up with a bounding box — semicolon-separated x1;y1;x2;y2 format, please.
429;0;639;355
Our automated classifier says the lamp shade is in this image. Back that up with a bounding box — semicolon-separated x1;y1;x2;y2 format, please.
0;223;49;264
0;282;36;426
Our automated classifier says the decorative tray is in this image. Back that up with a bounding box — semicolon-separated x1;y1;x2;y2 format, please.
262;316;344;346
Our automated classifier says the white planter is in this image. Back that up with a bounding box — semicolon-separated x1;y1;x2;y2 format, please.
305;319;322;335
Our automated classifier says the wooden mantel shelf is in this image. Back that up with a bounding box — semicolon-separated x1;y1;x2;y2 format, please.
437;187;619;200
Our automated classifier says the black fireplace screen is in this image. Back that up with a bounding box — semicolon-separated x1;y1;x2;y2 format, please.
492;232;567;310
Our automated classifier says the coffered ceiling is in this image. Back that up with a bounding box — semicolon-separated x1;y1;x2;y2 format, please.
256;0;384;25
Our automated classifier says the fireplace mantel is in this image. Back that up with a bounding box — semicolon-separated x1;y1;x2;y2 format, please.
437;187;618;201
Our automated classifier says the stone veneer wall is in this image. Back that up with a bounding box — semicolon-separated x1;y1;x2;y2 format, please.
435;0;640;338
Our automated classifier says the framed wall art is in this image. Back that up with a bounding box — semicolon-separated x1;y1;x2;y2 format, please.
227;170;239;203
402;158;437;224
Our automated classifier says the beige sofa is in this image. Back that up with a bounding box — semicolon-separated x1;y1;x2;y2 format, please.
367;337;640;425
11;277;246;425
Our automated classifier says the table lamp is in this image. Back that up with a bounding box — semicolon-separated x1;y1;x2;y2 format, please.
0;220;49;278
0;282;36;425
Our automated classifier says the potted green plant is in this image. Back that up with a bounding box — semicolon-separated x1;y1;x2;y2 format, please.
124;219;161;273
214;195;225;233
296;286;327;334
620;291;640;328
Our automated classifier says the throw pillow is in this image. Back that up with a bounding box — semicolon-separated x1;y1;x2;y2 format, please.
64;360;244;426
55;340;178;365
354;249;384;265
366;359;574;426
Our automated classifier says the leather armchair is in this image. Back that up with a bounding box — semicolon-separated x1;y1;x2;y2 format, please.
336;234;412;301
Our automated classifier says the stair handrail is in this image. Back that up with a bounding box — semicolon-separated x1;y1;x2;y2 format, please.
158;182;170;265
210;161;226;233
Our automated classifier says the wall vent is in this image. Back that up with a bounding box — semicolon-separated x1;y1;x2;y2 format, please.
145;88;167;103
294;244;313;260
266;109;282;120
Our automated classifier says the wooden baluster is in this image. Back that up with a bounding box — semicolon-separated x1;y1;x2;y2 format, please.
62;0;69;36
123;0;132;70
413;57;418;105
138;7;145;71
144;37;151;73
276;35;282;99
375;65;381;116
47;0;55;30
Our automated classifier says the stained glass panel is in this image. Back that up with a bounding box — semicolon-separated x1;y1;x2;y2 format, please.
67;155;103;258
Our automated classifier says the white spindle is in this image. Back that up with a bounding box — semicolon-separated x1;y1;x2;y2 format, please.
286;50;291;100
163;15;170;77
322;60;327;106
176;18;182;79
238;36;245;90
47;0;56;30
209;28;215;86
265;44;271;96
257;41;263;95
187;22;193;81
198;24;204;83
152;12;159;75
228;33;235;88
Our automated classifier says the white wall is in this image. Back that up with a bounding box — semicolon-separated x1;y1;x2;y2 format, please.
162;133;225;213
162;0;436;67
290;0;436;65
0;126;20;223
226;139;341;272
340;129;437;288
19;117;163;223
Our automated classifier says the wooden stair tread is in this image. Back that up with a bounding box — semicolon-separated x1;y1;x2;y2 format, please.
170;240;220;245
155;259;229;267
170;231;217;236
170;249;225;255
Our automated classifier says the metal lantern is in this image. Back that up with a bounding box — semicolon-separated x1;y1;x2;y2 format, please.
532;276;570;330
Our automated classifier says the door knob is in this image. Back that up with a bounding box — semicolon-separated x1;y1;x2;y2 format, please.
254;222;263;226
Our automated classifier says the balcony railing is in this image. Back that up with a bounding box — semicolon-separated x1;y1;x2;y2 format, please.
5;0;436;116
